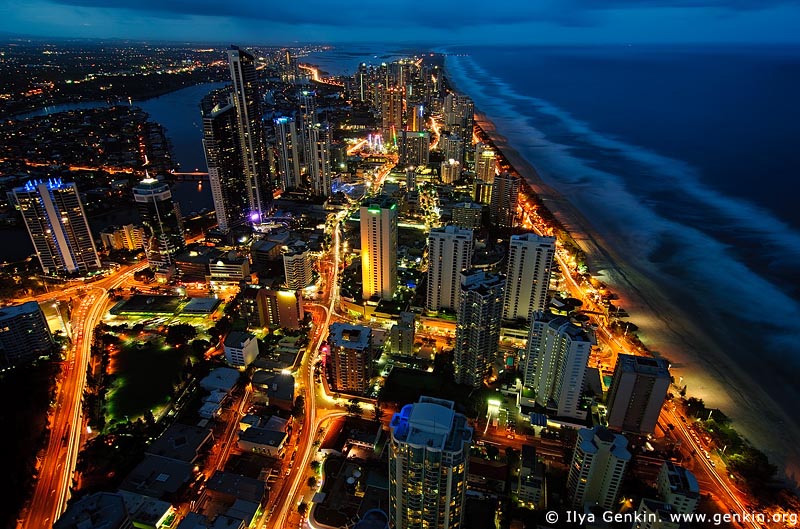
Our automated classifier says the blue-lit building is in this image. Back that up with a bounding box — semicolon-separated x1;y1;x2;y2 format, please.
388;397;473;529
12;179;101;276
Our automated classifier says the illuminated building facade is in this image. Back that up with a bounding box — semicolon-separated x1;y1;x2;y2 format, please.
228;46;270;217
360;196;398;301
389;396;473;529
400;130;430;167
503;233;556;321
524;311;592;419
0;301;53;367
328;322;373;395
606;355;671;435
257;288;305;330
274;117;303;191
308;123;332;197
203;99;246;232
489;172;519;227
282;242;313;290
454;270;504;387
12;179;101;276
426;226;474;313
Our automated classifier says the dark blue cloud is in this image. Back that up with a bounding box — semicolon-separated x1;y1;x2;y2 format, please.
39;0;800;29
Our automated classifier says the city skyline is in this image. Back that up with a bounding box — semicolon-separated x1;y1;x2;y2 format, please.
1;31;798;529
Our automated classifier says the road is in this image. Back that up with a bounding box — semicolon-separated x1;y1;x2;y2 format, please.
517;191;763;524
19;263;146;529
266;216;344;529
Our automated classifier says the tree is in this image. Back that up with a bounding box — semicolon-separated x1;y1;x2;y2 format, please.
307;476;317;488
298;502;308;517
486;445;500;460
292;396;306;419
165;323;197;347
310;460;321;473
372;401;384;423
346;399;363;417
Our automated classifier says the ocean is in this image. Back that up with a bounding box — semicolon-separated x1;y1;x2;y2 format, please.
308;43;800;476
441;44;800;476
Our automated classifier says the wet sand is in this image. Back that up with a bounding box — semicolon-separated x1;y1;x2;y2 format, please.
474;111;800;484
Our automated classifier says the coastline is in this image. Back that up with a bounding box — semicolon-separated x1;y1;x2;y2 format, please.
470;109;800;483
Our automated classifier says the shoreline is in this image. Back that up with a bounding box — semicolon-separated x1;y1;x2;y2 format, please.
469;109;800;484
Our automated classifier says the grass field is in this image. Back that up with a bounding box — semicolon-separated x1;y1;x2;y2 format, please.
106;336;190;424
380;367;494;418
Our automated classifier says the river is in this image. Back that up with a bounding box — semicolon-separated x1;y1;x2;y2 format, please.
2;82;227;263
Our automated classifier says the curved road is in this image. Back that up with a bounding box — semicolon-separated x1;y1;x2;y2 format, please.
20;264;146;529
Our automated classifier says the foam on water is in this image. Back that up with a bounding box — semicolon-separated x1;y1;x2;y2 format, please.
447;53;800;348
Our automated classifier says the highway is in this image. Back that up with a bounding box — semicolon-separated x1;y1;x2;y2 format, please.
267;216;344;529
19;263;146;529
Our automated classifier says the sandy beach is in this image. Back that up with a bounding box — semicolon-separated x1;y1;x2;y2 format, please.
473;111;800;484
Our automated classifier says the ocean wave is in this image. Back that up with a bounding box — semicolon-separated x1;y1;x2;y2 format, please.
445;53;800;360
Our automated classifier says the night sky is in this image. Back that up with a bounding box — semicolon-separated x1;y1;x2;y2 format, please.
1;0;799;44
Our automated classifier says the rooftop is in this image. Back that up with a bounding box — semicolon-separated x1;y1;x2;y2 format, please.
146;423;213;463
224;331;256;348
206;471;266;503
0;301;43;320
54;492;130;529
577;426;631;462
329;322;372;351
617;354;671;378
390;396;472;452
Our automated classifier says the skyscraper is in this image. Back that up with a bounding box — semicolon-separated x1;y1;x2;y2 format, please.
440;159;461;184
308;123;332;197
13;179;101;276
282;242;313;290
439;133;464;166
228;46;270;217
474;143;496;183
567;426;631;510
257;288;305;331
490;172;520;227
360;196;398;301
503;233;556;321
0;301;53;367
203;99;246;232
451;202;483;230
454;270;504;387
273;117;303;191
382;86;403;144
400;130;431;167
389;396;473;529
606;355;671;435
133;178;185;271
426;225;474;313
524;311;592;419
443;93;474;138
328;323;373;395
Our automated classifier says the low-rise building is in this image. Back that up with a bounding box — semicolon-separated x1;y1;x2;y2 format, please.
223;331;259;367
252;371;295;411
205;471;268;507
54;492;133;529
237;427;288;458
116;490;174;529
